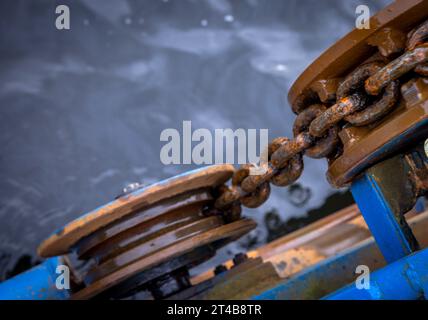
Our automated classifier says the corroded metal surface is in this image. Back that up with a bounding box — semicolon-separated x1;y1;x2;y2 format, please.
407;19;428;50
365;44;428;95
345;81;400;126
38;164;235;257
72;218;256;299
36;164;261;299
335;61;400;126
328;101;428;187
75;189;213;261
416;62;428;75
276;0;428;188
289;0;428;108
309;93;368;137
293;104;339;158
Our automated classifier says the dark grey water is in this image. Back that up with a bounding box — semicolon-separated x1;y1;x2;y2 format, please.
0;0;391;278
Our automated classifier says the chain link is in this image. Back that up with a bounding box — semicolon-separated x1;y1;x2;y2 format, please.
210;20;428;218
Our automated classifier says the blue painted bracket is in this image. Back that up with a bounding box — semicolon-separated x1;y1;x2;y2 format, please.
350;173;417;263
0;257;70;300
252;237;385;300
325;247;428;300
324;170;427;299
254;166;426;300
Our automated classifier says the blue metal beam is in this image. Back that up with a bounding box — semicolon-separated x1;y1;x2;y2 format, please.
325;247;428;300
350;173;416;263
0;257;69;300
252;238;386;300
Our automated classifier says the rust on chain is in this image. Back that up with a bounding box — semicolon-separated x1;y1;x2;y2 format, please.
335;61;400;126
345;81;400;126
266;137;303;187
214;184;241;210
415;62;428;76
240;137;304;193
291;88;319;114
336;62;384;100
365;43;428;95
270;132;313;169
271;155;303;186
214;164;273;210
214;17;428;210
240;182;271;208
293;104;339;158
268;137;289;160
309;93;368;138
406;19;428;50
232;164;271;208
216;183;243;221
215;136;305;210
239;165;273;194
231;164;253;187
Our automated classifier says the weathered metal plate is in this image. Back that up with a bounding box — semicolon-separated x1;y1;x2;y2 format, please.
38;164;235;258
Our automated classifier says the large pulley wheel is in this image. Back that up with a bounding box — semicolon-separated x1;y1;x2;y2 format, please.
38;165;256;299
288;0;428;187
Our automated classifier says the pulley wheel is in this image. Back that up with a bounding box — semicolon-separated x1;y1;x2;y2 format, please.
37;165;256;299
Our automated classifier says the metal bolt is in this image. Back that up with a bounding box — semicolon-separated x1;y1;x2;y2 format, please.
122;182;144;194
232;253;248;266
214;264;228;275
116;182;146;198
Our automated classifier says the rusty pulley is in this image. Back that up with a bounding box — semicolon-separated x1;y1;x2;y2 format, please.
286;0;428;187
38;165;256;299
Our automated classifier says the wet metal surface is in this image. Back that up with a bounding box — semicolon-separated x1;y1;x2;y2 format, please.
365;43;428;95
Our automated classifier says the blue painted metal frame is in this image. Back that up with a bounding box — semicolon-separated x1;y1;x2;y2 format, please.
252;237;385;300
324;172;427;299
350;173;415;263
0;257;69;300
252;245;428;300
325;247;428;300
254;170;427;300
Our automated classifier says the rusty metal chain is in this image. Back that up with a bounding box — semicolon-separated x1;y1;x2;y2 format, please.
209;20;428;219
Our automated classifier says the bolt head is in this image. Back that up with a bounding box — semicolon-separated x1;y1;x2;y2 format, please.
122;182;144;195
